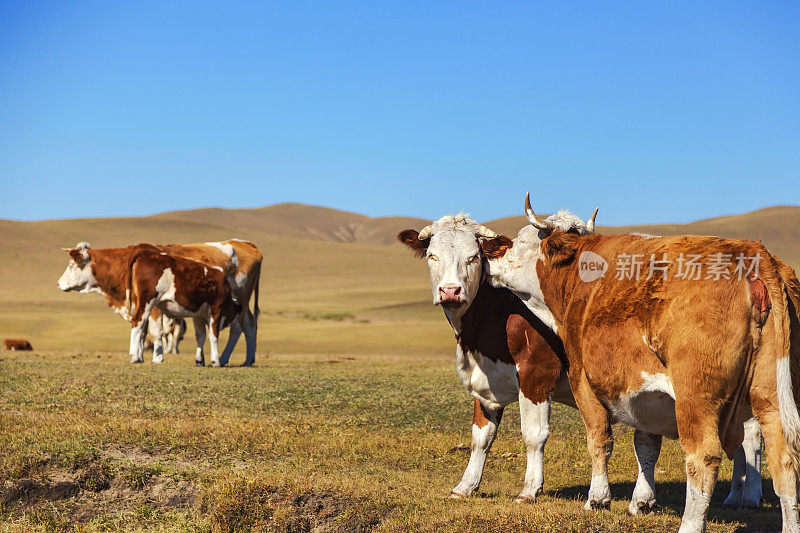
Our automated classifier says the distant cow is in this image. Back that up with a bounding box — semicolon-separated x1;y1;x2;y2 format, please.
124;250;242;366
3;339;32;351
480;193;800;532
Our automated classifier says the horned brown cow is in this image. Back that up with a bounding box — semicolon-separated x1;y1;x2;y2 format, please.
3;339;33;351
481;193;800;532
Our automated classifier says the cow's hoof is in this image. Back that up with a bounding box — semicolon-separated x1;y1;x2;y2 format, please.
584;499;611;511
628;501;658;515
448;492;468;500
212;362;221;368
740;499;761;511
195;361;205;367
243;361;255;367
514;495;536;504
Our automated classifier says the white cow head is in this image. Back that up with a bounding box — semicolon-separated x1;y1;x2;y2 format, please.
398;214;499;315
58;242;99;293
480;193;597;330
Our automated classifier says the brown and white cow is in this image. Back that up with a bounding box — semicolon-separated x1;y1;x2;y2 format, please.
58;240;261;366
398;214;666;513
480;193;800;532
123;249;242;365
3;339;33;351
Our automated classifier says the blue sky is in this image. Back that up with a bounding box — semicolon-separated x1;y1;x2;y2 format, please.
1;2;798;225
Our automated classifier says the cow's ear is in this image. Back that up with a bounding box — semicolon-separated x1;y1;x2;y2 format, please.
398;230;430;259
541;232;577;265
480;236;513;259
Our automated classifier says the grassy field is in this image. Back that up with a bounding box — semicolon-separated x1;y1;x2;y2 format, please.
0;350;784;532
2;203;800;531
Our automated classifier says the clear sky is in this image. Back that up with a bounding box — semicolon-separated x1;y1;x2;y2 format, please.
1;2;798;225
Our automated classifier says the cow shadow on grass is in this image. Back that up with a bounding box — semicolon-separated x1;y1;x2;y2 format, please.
551;479;781;532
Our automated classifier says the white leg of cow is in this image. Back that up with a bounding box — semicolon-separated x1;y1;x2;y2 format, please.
451;400;503;498
150;315;165;365
741;417;763;509
243;310;257;366
515;394;550;503
209;317;221;367
129;326;146;364
628;430;662;515
193;318;206;367
723;417;763;509
164;330;175;355
219;319;242;367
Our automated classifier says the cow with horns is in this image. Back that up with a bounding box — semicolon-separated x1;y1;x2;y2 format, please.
478;193;798;532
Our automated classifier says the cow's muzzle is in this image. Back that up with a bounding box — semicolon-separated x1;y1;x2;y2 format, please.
438;285;465;307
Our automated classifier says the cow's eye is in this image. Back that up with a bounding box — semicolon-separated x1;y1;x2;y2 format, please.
428;254;438;262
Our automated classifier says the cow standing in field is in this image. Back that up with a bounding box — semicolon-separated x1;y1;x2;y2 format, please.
400;213;764;513
399;214;667;512
58;240;261;366
124;249;242;365
480;193;800;532
3;339;33;351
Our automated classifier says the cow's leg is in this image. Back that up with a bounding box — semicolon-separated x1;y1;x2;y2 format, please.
150;315;165;365
674;399;724;533
129;299;156;364
515;393;550;503
628;430;662;515
209;317;221;367
243;309;257;366
450;399;503;498
193;318;206;367
571;372;613;510
218;318;242;367
164;329;175;355
741;417;763;509
724;417;762;509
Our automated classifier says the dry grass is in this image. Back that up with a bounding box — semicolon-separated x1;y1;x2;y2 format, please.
0;350;784;532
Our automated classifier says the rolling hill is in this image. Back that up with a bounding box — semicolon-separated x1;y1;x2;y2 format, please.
1;202;798;356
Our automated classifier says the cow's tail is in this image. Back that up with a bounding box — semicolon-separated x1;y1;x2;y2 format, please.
253;262;261;321
773;257;800;475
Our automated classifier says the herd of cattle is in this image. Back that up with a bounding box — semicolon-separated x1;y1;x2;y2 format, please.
25;193;800;532
56;239;262;367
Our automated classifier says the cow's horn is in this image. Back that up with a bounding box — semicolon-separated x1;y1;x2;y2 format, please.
417;225;434;240
61;247;73;251
586;207;599;233
476;225;497;239
524;192;554;230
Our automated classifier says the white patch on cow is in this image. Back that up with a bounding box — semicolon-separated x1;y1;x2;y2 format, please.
156;268;176;300
456;345;519;410
678;481;711;533
605;371;678;439
206;241;239;270
776;356;800;468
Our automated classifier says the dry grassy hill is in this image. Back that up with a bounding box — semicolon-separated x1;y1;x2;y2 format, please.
1;202;798;357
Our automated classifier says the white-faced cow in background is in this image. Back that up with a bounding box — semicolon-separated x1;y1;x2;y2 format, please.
58;240;261;366
479;193;796;532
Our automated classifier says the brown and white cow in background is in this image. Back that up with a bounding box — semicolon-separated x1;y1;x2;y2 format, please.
124;249;242;365
399;213;668;513
3;339;33;351
58;240;261;366
480;193;799;532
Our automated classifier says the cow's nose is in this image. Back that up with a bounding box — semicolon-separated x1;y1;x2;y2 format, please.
438;285;462;302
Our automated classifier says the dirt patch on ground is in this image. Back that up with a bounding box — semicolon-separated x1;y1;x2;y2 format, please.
205;480;392;533
0;448;199;528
